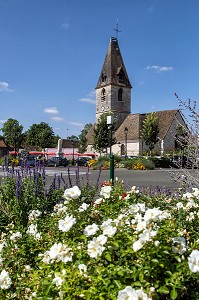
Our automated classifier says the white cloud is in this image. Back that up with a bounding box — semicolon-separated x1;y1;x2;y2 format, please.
51;116;65;122
88;90;96;97
0;119;7;124
0;81;14;92
79;89;96;104
159;66;174;71
79;98;96;104
44;107;59;114
68;121;84;128
146;65;174;72
62;18;70;30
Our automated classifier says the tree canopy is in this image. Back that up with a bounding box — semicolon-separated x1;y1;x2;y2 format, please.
93;113;116;153
25;122;58;149
141;112;159;153
78;123;92;153
175;124;189;152
1;118;24;151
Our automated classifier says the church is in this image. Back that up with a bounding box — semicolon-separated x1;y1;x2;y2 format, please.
86;36;187;157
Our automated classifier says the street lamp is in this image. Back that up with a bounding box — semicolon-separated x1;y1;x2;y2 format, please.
107;115;114;184
71;139;75;166
124;127;128;159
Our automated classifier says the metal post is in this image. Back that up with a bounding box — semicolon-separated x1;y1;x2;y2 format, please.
72;140;75;166
124;127;128;159
107;115;114;184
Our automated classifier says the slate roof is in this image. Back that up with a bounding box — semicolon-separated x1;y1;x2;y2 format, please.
96;37;132;89
86;109;183;145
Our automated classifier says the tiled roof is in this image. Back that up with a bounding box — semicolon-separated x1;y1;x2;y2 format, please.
86;125;95;144
86;109;182;145
152;109;179;139
114;114;141;141
0;140;8;148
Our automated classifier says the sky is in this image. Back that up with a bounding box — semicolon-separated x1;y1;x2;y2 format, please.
0;0;199;138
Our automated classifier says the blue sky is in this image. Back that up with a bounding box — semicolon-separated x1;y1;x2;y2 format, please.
0;0;199;138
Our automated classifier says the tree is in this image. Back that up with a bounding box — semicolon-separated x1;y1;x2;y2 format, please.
93;113;116;153
141;112;159;154
25;122;57;149
1;118;24;152
175;124;189;153
78;123;92;153
67;135;79;141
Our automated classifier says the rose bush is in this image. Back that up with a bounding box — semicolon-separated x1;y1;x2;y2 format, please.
0;174;198;299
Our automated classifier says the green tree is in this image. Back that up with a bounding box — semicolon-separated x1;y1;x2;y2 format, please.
93;113;116;153
141;112;159;154
1;118;24;152
25;122;57;149
67;135;79;141
78;123;92;153
175;124;188;153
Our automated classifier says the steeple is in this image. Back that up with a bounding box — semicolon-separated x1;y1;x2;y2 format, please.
95;37;132;127
96;37;132;89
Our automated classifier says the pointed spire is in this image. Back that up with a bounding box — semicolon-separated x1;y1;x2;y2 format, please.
96;38;132;89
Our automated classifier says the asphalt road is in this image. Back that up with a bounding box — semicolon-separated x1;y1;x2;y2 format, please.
1;166;197;193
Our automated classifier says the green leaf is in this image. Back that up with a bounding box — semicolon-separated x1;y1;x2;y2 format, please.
170;288;178;300
157;286;170;294
105;253;112;262
139;273;144;282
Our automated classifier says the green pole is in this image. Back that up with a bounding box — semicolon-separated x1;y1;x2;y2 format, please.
110;154;114;184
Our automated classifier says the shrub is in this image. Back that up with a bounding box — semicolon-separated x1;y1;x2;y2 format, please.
150;156;172;168
0;176;198;299
122;157;155;170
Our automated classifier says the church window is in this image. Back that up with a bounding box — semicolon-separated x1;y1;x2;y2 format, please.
121;144;125;155
117;68;124;84
118;88;123;101
101;73;107;83
101;88;106;101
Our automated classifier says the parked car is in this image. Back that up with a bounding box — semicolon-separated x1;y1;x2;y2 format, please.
19;156;37;167
46;157;69;167
75;156;92;167
170;155;192;168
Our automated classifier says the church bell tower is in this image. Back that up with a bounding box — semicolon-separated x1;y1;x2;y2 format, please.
95;36;132;127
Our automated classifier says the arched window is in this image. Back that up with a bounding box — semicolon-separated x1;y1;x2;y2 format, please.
121;144;125;156
117;68;124;83
101;73;107;83
118;88;123;101
101;88;106;101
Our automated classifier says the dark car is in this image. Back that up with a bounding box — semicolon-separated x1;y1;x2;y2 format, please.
19;156;37;167
46;157;69;167
75;156;91;167
170;155;192;168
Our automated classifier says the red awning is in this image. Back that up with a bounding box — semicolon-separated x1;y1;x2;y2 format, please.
46;152;56;155
9;151;18;155
63;153;81;156
29;151;44;155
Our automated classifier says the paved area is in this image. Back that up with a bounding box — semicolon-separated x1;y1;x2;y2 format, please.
1;166;198;193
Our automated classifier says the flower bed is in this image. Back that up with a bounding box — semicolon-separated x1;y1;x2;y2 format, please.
0;175;198;299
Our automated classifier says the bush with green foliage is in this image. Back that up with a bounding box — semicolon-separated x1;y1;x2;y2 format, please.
121;157;155;170
150;157;172;168
0;173;198;299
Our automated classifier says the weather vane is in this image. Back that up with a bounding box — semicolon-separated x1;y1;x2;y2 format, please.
113;19;121;40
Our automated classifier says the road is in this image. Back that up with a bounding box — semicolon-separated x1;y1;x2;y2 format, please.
1;166;198;193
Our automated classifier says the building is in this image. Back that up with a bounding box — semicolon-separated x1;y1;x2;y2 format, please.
0;140;10;157
86;36;187;156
